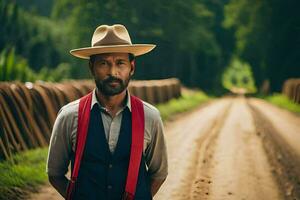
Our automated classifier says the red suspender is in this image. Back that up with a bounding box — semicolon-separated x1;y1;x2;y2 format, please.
66;92;145;200
66;92;92;200
123;95;145;200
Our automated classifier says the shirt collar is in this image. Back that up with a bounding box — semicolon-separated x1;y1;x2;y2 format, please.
91;88;132;112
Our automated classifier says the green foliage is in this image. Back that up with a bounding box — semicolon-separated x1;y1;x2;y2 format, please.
51;0;229;90
2;0;298;93
224;0;300;91
157;90;212;121
0;0;69;72
36;63;71;82
15;0;54;16
0;48;70;82
0;148;48;200
0;48;34;82
264;93;300;114
222;57;257;93
2;0;233;90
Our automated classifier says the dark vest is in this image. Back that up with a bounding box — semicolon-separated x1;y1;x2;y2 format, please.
72;105;152;200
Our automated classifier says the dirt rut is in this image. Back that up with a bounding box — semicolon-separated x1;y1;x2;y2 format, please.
155;97;300;200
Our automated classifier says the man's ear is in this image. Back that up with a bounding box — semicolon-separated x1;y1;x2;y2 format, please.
89;60;95;76
130;60;135;76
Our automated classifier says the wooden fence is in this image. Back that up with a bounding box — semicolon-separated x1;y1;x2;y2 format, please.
282;78;300;104
0;78;181;160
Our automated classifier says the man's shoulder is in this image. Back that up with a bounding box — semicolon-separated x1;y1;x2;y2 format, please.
142;101;161;122
57;99;80;119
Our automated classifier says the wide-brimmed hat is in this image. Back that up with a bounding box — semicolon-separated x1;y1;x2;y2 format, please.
70;24;156;59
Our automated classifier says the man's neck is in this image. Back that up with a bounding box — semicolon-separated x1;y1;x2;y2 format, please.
95;88;127;117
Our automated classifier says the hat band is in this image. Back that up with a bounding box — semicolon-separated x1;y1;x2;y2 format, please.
93;41;132;46
93;34;132;46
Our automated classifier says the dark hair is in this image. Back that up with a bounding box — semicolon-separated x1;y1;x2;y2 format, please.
128;53;135;62
90;53;135;65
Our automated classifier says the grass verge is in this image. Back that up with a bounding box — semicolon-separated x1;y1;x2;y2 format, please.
263;93;300;114
0;148;48;200
0;90;211;199
157;90;212;121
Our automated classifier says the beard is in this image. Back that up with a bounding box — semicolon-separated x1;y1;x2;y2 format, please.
95;75;130;96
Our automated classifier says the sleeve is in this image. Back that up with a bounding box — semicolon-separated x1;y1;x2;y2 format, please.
46;107;73;176
145;114;168;180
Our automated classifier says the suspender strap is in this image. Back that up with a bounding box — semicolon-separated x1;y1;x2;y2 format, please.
66;92;92;200
66;92;145;200
123;95;145;200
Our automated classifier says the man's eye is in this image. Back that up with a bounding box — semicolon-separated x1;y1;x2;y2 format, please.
117;61;125;65
97;61;107;66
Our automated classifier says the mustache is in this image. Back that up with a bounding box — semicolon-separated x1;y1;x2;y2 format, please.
103;76;123;84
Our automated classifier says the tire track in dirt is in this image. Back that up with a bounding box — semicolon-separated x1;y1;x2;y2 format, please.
202;97;283;200
155;98;232;200
187;100;232;200
249;99;300;199
156;97;287;200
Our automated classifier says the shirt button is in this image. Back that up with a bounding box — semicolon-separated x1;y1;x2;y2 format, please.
109;164;113;168
107;185;112;189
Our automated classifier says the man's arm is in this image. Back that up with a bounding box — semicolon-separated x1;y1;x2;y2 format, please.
150;178;166;197
47;105;74;197
144;106;168;197
48;175;69;198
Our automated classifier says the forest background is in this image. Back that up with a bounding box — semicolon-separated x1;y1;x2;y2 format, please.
1;0;299;93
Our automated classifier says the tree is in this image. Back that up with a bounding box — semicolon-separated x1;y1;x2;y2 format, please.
224;0;300;92
51;0;224;91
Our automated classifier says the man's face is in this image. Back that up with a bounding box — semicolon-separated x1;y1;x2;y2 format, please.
89;53;135;96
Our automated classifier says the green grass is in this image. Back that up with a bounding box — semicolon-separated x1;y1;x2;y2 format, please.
0;148;48;200
0;90;211;199
157;90;212;121
263;93;300;114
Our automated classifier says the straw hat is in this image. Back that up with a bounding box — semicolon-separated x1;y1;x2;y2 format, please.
70;24;156;59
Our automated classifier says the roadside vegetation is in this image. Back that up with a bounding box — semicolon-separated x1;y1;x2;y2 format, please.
0;148;48;200
263;93;300;114
157;90;212;121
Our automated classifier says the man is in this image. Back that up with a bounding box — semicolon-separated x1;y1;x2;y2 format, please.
46;24;168;200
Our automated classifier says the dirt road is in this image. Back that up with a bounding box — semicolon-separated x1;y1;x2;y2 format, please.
28;97;300;200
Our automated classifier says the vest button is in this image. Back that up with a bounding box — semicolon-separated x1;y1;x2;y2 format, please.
107;185;112;189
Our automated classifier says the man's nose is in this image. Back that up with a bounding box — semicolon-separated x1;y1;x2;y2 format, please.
109;64;118;76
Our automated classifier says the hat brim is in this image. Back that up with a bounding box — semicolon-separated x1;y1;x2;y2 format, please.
70;44;156;59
